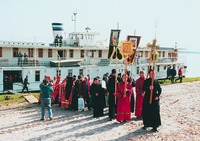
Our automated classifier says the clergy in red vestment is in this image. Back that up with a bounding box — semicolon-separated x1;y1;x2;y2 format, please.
135;70;145;120
53;76;61;104
60;76;73;108
115;74;133;122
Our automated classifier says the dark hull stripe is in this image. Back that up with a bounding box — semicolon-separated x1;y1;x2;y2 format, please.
52;23;63;26
52;27;63;31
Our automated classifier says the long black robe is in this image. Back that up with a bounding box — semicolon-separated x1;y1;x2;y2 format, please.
107;75;116;119
65;77;73;100
71;80;80;111
91;83;104;118
142;78;162;128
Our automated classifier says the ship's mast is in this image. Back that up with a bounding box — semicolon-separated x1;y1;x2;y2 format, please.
72;10;77;32
117;22;119;29
155;19;158;39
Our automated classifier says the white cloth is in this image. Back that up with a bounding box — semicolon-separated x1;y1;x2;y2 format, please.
78;97;85;110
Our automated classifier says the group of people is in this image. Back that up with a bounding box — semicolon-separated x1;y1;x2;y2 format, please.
3;74;24;92
54;34;63;47
39;68;162;132
166;66;182;83
17;52;28;66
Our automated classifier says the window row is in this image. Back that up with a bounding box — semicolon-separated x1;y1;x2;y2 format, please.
0;47;103;58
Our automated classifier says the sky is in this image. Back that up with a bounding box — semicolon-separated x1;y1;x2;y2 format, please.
0;0;200;51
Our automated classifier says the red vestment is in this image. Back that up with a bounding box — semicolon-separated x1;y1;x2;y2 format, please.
116;82;133;122
60;77;73;108
53;80;61;99
135;77;145;117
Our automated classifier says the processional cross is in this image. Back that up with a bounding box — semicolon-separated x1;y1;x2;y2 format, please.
146;38;160;104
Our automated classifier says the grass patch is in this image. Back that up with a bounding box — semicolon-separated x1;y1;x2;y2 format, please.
0;93;40;104
182;77;200;82
0;94;25;104
159;77;200;84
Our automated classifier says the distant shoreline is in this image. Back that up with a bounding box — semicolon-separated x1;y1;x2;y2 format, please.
179;50;200;54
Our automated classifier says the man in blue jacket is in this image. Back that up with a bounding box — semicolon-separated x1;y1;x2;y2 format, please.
39;80;54;121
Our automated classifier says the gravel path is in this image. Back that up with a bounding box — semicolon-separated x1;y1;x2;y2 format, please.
0;81;200;141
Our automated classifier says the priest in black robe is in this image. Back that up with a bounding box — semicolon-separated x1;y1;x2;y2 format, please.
142;69;162;132
91;77;104;118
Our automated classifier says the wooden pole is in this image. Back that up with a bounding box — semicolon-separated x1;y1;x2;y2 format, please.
115;70;117;104
115;47;117;104
124;58;128;97
150;59;155;104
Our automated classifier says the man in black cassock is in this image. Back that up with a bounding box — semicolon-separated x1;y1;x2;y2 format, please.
71;75;82;111
142;69;162;132
107;69;117;121
90;77;104;118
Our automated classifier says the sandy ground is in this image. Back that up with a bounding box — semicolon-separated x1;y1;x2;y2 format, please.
0;81;200;141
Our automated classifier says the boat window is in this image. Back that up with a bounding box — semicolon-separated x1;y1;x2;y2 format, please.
35;71;40;82
28;48;34;57
89;50;94;58
157;65;160;72
159;51;161;57
0;47;2;57
162;51;165;57
168;53;171;58
57;69;61;76
98;50;102;58
80;50;84;58
79;69;83;75
38;49;43;58
13;48;19;57
145;51;148;57
69;50;74;58
48;49;53;58
137;67;139;74
140;51;143;57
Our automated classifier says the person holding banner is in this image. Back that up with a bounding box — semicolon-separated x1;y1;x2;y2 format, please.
142;69;162;132
115;74;133;123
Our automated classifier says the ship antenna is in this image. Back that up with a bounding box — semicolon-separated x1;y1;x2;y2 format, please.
72;9;77;32
134;29;136;36
154;19;158;39
117;22;119;29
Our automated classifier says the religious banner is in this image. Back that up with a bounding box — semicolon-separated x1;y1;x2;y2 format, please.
126;35;141;64
107;29;122;60
121;41;134;56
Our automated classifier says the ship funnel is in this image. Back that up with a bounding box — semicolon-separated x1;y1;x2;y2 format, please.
52;23;65;40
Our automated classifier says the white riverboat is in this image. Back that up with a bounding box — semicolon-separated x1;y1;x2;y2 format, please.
0;23;187;93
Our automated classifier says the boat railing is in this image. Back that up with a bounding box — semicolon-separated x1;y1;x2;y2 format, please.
137;57;180;65
0;40;46;46
0;58;50;67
